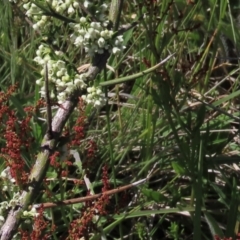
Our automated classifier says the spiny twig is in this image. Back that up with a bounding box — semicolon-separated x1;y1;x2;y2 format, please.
0;1;124;238
44;63;53;138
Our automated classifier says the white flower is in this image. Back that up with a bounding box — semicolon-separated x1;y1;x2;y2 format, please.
58;92;66;98
62;75;70;82
94;100;101;106
68;5;75;14
74;36;84;46
80;17;87;24
56;71;63;77
115;35;124;46
84;1;92;8
9;200;17;207
90;22;101;31
23;207;40;218
23;3;31;10
60;3;67;11
36;79;42;85
87;28;98;39
80;73;87;81
112;47;120;55
52;0;58;7
87;87;94;93
84;33;91;40
101;30;113;39
0;169;7;178
41;16;48;21
73;2;79;8
44;55;51;62
98;37;105;48
10;178;16;183
55;50;63;56
86;98;92;104
96;88;102;94
100;4;108;11
32;23;39;30
39;59;45;65
78;29;86;36
33;15;40;21
34;56;41;63
56;60;65;69
87;93;93;100
0;201;8;208
36;50;41;56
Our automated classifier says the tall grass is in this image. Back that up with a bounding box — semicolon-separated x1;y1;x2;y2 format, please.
0;0;240;239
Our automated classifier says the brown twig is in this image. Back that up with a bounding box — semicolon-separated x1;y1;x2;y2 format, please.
32;178;147;209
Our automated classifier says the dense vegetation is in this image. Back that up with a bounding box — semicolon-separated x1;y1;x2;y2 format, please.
0;0;240;239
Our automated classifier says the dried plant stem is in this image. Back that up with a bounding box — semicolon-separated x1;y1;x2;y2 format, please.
32;178;147;210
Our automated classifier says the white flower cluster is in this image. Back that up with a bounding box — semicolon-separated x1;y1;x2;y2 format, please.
49;0;79;15
19;0;120;106
22;2;46;31
34;44;87;103
22;0;77;31
70;18;125;56
23;207;40;218
21;1;108;31
0;166;16;192
83;1;109;22
82;87;106;107
0;193;22;227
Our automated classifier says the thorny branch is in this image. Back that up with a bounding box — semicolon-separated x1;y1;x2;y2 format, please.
0;51;110;240
0;1;136;239
44;63;53;138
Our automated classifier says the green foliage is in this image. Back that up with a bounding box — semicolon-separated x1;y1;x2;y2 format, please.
167;222;185;240
0;0;240;239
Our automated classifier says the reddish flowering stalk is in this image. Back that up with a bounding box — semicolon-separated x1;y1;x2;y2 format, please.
101;164;110;192
0;86;28;186
214;235;240;240
61;170;69;177
70;98;86;147
73;179;84;185
82;140;98;170
94;165;110;215
21;106;36;150
59;158;73;178
18;229;30;240
67;189;95;239
43;178;53;198
64;159;73;167
49;151;61;168
0;85;44;186
67;165;111;239
87;140;97;159
31;206;49;240
19;206;54;240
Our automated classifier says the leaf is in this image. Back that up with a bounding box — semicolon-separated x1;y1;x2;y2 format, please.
192;105;206;132
142;188;166;202
172;162;186;175
226;178;238;237
123;28;134;45
204;212;224;238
